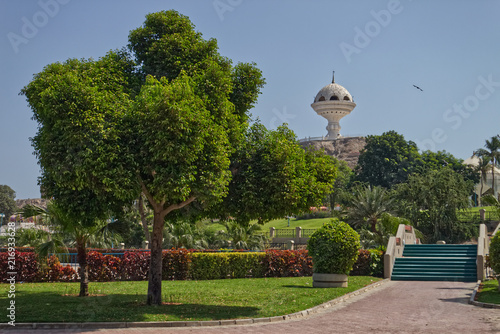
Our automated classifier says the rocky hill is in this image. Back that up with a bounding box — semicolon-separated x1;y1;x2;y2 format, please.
300;136;366;169
16;198;49;209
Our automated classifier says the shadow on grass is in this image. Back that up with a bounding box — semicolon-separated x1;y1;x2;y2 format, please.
5;292;260;323
281;285;314;289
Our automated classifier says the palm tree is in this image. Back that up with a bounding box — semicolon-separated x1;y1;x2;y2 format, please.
475;135;500;199
216;221;266;250
474;155;491;206
20;202;119;297
163;221;208;249
348;186;394;234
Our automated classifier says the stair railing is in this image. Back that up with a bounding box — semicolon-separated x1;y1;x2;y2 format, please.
477;223;489;281
384;224;419;278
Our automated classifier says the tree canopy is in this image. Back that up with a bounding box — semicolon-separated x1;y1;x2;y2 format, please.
214;123;337;225
0;185;16;220
22;10;334;305
394;168;475;243
355;131;421;188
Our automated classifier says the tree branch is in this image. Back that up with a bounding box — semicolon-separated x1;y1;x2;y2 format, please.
161;196;196;217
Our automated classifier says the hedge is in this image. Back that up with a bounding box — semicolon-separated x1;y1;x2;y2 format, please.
0;248;382;283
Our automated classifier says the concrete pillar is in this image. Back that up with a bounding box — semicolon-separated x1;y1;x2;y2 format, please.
479;209;486;221
142;241;149;249
270;227;276;238
296;227;302;239
287;240;295;250
119;243;125;250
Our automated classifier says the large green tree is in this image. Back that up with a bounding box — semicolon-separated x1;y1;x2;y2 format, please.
23;10;336;306
395;168;474;243
213;123;337;225
420;150;479;185
0;185;16;222
355;131;421;188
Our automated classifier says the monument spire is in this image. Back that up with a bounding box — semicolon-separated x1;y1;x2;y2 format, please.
332;70;335;83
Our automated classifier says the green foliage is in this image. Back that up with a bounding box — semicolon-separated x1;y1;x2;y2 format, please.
14;228;51;248
216;123;337;225
474;135;500;198
190;252;265;280
420;150;479;185
350;249;384;277
0;185;16;220
395;168;475;243
307;220;360;274
348;186;394;233
215;221;266;250
490;231;500;278
21;52;139;224
328;159;354;209
355;131;421;188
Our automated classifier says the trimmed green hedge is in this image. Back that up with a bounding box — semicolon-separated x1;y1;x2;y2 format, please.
0;248;382;283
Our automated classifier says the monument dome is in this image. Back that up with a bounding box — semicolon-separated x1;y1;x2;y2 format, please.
311;72;356;139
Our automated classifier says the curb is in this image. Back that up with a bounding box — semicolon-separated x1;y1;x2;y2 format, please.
0;278;389;330
468;280;500;309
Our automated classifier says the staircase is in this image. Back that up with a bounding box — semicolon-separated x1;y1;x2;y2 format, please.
391;244;477;282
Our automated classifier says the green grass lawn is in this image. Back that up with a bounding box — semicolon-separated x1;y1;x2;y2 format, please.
0;276;381;323
477;279;500;304
207;217;332;235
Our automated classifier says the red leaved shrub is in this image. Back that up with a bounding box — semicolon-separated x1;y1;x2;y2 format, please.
262;250;312;277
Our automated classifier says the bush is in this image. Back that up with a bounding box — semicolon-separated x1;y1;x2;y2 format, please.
120;251;150;281
0;251;39;282
87;251;121;282
490;231;500;279
295;211;331;220
39;255;77;282
262;250;312;277
307;219;360;275
162;249;190;280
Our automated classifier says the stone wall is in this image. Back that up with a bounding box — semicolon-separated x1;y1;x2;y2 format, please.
300;136;366;169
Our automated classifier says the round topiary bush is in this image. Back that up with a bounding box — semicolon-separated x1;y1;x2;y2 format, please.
489;231;500;290
307;219;360;275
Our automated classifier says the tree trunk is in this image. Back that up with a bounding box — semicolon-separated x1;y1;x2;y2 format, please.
138;195;151;243
76;243;88;297
147;211;165;305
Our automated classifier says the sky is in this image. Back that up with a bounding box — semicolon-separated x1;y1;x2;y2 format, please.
1;0;500;200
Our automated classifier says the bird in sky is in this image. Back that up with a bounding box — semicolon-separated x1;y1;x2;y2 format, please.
413;85;423;91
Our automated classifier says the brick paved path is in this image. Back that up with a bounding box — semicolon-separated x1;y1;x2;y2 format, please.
4;281;500;334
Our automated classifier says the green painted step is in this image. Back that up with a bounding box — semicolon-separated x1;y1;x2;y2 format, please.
391;244;478;282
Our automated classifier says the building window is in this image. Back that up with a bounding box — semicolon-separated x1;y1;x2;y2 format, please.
330;95;339;100
343;96;350;101
318;96;326;101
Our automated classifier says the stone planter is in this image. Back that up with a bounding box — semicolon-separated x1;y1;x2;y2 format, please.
312;273;348;288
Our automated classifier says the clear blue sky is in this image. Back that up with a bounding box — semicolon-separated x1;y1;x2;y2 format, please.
2;0;500;199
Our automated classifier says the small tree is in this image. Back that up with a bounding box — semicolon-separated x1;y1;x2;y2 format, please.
348;185;394;234
0;185;17;221
307;220;360;275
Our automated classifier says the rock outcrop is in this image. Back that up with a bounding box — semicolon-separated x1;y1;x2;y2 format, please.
300;136;366;169
16;198;49;209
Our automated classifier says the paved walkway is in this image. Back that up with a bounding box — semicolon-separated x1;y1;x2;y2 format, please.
4;281;500;334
